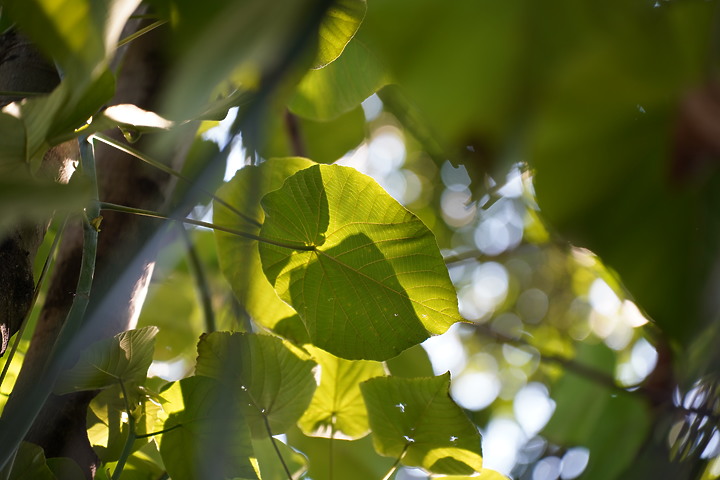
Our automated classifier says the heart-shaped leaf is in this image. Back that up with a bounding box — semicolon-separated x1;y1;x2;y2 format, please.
259;164;461;360
195;332;317;438
360;373;483;475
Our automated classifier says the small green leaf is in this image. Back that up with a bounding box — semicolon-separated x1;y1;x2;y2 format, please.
298;345;385;439
314;0;367;69
259;164;461;360
195;332;317;437
291;39;388;121
54;326;159;394
360;373;483;475
158;376;258;480
214;157;315;343
437;470;510;480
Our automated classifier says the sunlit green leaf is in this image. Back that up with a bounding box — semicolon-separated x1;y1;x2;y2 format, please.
214;157;314;342
291;38;388;121
259;164;461;360
314;0;367;69
252;436;308;480
298;345;385;439
158;376;258;480
361;373;483;475
195;332;317;437
54;326;158;394
437;470;510;480
385;344;434;378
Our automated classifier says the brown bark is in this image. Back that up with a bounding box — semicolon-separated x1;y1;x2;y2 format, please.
5;18;192;478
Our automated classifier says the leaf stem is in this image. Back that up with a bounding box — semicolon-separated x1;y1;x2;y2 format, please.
112;380;136;480
283;109;306;158
381;443;410;480
98;201;315;251
0;216;67;392
262;414;293;480
117;19;167;48
134;423;181;439
92;133;262;228
179;226;216;332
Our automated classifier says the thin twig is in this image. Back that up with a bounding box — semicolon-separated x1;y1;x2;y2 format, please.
179;226;216;332
98;201;315;251
284;109;306;157
92;133;261;228
117;19;167;48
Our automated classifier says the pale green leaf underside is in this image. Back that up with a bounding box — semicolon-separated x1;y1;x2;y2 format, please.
54;326;158;394
195;332;317;438
360;374;483;475
214;157;315;343
298;345;385;439
259;164;461;361
159;376;257;480
314;0;367;69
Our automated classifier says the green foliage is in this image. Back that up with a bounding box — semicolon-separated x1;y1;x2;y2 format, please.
259;164;461;360
2;0;720;479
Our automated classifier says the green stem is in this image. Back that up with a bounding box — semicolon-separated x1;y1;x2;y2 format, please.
0;90;43;97
92;133;261;228
179;226;216;332
381;443;410;480
329;422;335;480
117;19;167;48
98;201;315;251
112;380;136;480
0;217;67;392
135;423;181;439
47;136;101;366
262;414;293;480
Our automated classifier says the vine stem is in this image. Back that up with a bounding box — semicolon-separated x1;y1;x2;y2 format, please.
117;19;167;48
0;216;67;392
262;414;293;480
381;443;410;480
179;226;216;332
91;132;261;228
112;380;136;480
98;201;315;251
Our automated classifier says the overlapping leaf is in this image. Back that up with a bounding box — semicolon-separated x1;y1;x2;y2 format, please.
195;332;317;437
360;374;483;475
259;164;461;360
314;0;367;69
298;345;385;439
214;157;315;342
158;376;258;480
54;326;158;394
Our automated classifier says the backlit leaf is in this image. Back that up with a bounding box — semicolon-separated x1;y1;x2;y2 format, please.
298;345;385;439
314;0;367;69
360;373;483;475
195;332;317;438
259;164;461;360
158;376;257;480
54;326;158;394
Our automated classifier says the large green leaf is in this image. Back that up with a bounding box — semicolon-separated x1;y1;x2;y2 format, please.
542;343;650;480
314;0;367;69
258;164;461;360
298;345;385;439
291;38;388;121
158;376;258;480
7;442;56;480
214;157;315;343
360;373;483;475
54;326;158;394
195;332;317;438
